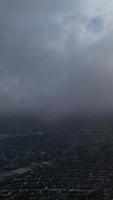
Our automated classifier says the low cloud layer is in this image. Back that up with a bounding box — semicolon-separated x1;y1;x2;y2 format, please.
0;0;113;117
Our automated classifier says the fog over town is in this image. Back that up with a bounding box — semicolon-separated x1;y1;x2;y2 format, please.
1;1;113;200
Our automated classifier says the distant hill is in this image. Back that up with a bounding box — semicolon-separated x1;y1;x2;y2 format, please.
0;112;113;135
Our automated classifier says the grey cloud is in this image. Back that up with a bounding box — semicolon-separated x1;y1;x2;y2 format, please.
0;0;113;117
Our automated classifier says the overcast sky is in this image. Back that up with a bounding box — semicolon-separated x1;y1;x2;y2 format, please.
0;0;113;117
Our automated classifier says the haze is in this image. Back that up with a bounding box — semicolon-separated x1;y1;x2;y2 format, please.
0;0;113;118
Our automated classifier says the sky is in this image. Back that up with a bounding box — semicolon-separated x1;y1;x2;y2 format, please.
0;0;113;118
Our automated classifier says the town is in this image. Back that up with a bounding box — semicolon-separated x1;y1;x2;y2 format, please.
0;118;113;199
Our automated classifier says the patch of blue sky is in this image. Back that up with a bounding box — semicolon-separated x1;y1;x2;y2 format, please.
87;17;104;33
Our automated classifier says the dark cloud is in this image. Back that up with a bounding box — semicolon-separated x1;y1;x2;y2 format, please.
0;0;113;117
